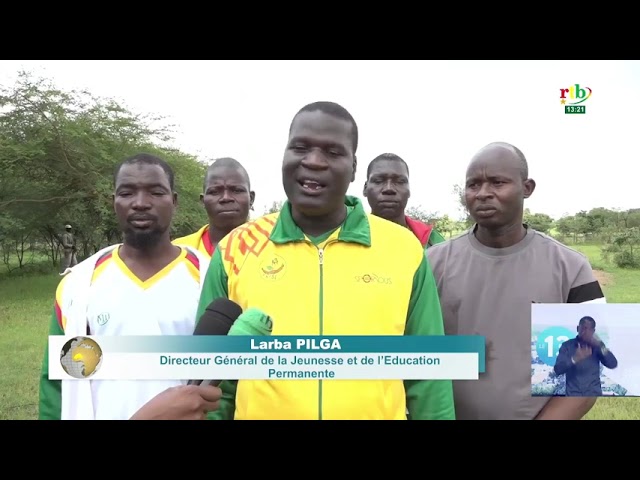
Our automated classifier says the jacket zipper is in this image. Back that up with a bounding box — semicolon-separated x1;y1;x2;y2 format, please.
318;246;324;420
314;239;337;420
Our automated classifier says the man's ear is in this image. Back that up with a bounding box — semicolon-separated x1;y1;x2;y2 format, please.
523;178;536;199
362;181;368;197
250;191;256;211
199;193;204;204
173;192;178;206
351;155;357;183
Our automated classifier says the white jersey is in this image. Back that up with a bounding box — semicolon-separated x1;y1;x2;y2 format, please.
57;245;208;420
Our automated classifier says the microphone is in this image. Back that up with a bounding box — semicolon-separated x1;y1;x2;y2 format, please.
197;308;274;387
229;308;273;336
187;298;243;386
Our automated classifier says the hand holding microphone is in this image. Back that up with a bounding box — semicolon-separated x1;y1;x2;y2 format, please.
187;298;244;386
129;298;268;420
195;307;273;387
129;383;222;420
129;298;242;420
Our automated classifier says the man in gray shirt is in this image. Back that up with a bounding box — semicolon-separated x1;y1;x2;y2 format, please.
427;142;604;420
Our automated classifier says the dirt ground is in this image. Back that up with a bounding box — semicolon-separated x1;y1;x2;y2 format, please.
593;269;614;287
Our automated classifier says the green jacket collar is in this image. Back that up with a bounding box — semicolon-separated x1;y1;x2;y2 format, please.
270;195;371;246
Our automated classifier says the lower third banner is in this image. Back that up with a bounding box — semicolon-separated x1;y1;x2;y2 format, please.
48;335;485;381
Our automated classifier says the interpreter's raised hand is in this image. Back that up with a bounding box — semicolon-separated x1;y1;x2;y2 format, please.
573;345;592;364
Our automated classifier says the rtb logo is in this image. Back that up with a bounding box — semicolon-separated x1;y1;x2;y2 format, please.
560;83;592;115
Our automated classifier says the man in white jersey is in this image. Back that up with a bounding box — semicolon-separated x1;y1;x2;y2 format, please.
38;153;222;420
427;142;604;420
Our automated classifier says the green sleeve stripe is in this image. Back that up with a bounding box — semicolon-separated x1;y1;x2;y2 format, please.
404;255;456;420
428;229;446;247
196;247;229;322
198;246;236;419
405;255;442;336
38;308;64;420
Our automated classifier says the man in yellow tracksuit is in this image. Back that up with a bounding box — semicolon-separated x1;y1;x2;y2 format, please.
174;157;255;258
197;101;455;420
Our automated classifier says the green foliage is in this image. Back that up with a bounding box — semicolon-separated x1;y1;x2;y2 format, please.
451;182;640;270
523;210;553;234
602;227;640;269
405;206;467;239
452;184;473;227
1;70;638;274
262;200;284;215
0;71;207;273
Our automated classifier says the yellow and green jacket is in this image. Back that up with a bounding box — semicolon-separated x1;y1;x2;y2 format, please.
173;225;215;259
198;196;455;420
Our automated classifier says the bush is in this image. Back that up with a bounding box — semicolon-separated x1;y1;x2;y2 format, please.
613;251;640;269
602;243;640;269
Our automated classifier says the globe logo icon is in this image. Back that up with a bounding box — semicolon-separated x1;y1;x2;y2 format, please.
60;336;103;379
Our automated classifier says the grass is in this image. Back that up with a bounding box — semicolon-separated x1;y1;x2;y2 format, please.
0;242;638;420
0;270;60;419
570;244;640;303
568;243;640;419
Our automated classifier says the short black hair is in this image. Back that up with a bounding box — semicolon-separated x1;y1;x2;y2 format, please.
114;153;174;190
203;157;251;192
485;141;529;180
289;101;359;154
579;316;596;328
366;153;409;179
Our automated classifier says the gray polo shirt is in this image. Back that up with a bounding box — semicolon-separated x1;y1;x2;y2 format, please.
427;225;605;420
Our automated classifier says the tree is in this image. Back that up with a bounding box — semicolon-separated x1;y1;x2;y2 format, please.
602;227;640;269
405;207;465;238
523;209;554;234
0;71;207;272
452;183;472;226
263;200;284;215
434;214;456;237
405;205;439;224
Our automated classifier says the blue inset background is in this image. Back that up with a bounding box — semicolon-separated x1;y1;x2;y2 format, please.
535;326;575;367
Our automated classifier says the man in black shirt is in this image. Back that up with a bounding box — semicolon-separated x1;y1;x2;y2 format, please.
554;316;618;396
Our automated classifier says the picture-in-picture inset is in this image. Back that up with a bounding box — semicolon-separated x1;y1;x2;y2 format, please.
531;303;640;397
